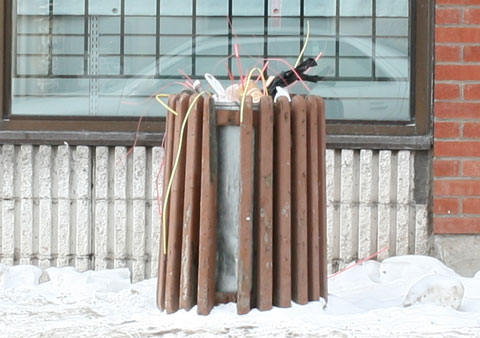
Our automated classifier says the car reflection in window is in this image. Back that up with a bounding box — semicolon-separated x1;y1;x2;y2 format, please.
13;37;410;121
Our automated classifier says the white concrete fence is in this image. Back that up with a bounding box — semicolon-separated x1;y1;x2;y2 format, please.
0;144;429;281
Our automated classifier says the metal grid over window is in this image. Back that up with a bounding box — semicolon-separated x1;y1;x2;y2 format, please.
11;0;412;121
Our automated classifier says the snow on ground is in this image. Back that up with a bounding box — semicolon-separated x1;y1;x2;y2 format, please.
1;256;480;338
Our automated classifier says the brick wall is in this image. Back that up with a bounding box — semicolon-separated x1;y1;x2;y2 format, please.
434;0;480;233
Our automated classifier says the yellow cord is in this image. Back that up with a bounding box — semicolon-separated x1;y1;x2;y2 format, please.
161;92;207;254
155;94;179;116
239;67;267;123
294;20;310;68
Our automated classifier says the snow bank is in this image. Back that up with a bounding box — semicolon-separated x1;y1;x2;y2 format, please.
0;264;42;289
403;274;464;309
1;256;479;337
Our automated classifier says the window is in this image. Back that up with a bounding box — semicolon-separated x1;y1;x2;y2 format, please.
0;0;432;146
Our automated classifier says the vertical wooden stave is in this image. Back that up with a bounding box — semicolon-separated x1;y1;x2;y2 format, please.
237;96;255;315
197;96;218;315
316;96;328;302
273;97;292;308
255;96;274;311
291;96;309;305
179;94;204;310
157;94;177;311
306;96;321;301
165;94;190;314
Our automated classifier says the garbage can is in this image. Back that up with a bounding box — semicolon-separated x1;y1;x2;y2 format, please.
157;93;327;315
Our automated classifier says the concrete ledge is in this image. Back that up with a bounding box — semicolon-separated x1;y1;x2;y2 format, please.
434;234;480;277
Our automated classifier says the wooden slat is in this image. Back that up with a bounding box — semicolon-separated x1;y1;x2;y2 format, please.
237;96;255;315
197;96;218;315
291;96;309;305
255;96;274;311
306;96;320;301
165;94;190;314
157;94;177;311
179;94;204;311
273;97;292;308
252;108;260;310
316;96;328;301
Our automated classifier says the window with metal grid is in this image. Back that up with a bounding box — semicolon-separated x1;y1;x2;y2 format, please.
11;0;411;121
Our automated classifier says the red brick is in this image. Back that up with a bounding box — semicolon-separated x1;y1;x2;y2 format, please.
437;0;480;4
436;65;480;81
434;198;460;214
436;8;462;24
435;45;461;62
463;122;480;138
435;102;480;118
434;179;480;196
464;46;480;62
434;121;461;138
434;217;480;234
434;160;460;177
435;141;480;157
436;27;480;43
435;83;460;100
463;160;480;176
464;84;480;100
463;198;480;214
465;8;480;24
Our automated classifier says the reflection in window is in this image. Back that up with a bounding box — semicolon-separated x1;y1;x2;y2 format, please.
12;0;411;121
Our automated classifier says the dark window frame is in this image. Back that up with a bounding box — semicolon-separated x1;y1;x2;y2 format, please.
0;0;433;149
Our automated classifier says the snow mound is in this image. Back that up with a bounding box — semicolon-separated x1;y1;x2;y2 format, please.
44;266;131;294
403;274;464;309
0;264;43;289
1;256;480;337
379;255;459;283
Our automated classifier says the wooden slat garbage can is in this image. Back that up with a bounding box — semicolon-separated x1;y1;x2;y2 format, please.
156;94;327;315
